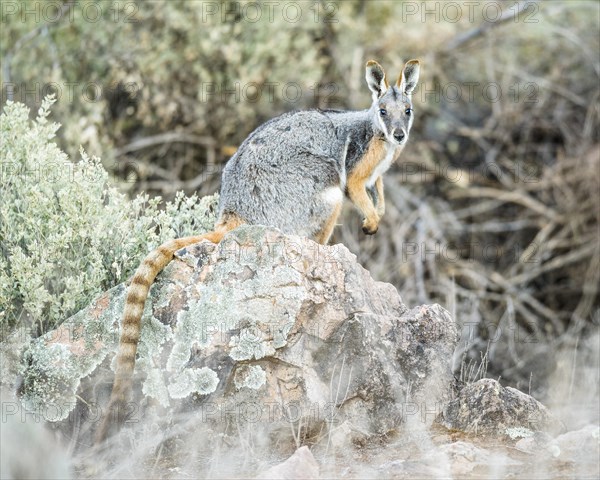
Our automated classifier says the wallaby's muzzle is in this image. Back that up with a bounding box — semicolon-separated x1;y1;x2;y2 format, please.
393;129;407;144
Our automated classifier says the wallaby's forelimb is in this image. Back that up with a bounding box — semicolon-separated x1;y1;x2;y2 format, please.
346;138;385;234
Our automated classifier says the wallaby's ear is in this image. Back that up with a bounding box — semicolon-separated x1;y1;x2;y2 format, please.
397;59;420;95
366;60;389;100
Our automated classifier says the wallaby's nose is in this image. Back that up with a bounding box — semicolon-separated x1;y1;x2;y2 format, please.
393;130;406;143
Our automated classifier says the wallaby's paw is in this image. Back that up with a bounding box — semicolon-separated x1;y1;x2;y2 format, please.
376;205;385;217
362;218;379;235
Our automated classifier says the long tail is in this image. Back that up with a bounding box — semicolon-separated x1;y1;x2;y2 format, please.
95;215;242;443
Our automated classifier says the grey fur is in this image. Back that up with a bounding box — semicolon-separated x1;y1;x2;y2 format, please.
218;60;420;240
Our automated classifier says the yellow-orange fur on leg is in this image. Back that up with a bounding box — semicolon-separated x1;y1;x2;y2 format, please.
346;138;385;234
315;201;342;245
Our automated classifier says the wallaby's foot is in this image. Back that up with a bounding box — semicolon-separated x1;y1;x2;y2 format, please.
362;217;379;235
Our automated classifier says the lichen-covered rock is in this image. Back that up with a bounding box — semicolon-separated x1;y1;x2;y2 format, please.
19;226;458;448
18;288;125;421
435;378;564;437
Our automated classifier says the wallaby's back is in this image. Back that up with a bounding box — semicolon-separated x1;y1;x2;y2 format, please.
219;109;374;237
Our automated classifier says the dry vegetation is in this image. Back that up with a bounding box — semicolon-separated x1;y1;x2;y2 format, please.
1;0;598;400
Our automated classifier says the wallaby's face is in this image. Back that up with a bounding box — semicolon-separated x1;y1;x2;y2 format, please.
366;60;420;146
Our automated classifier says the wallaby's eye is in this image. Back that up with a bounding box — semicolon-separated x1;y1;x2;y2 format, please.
379;108;387;116
405;108;413;116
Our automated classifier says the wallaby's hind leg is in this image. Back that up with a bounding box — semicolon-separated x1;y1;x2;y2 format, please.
214;212;245;238
193;213;245;244
315;201;342;245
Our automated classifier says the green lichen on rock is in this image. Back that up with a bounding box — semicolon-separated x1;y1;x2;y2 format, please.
81;285;127;354
136;313;172;369
505;427;534;439
20;341;80;421
234;365;267;390
20;226;358;421
153;281;177;309
167;293;231;372
137;312;173;404
19;286;126;420
229;324;277;361
272;319;294;349
142;368;170;407
168;229;307;370
168;367;219;398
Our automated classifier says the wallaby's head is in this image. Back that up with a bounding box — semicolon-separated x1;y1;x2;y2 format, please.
366;59;420;146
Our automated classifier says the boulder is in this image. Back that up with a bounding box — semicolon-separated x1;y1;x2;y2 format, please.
19;226;458;452
435;378;563;437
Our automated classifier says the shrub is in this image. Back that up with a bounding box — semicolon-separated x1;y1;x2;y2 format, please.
0;96;217;335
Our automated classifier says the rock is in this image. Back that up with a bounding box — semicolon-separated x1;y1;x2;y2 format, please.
19;226;458;452
434;441;520;476
255;446;319;479
552;424;599;462
514;432;560;457
378;440;521;478
516;424;600;463
436;378;563;437
437;441;490;470
513;424;600;480
377;459;448;478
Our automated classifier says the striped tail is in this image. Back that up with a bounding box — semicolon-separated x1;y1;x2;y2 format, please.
95;216;242;443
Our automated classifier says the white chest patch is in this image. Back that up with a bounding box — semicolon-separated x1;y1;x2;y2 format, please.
321;186;344;205
367;143;397;187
